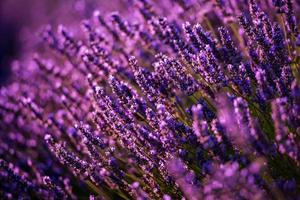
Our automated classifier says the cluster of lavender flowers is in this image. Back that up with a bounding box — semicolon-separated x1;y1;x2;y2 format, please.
0;0;300;199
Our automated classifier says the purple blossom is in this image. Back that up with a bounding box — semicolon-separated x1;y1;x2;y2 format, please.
0;0;299;199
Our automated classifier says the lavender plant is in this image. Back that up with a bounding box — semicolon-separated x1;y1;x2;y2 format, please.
0;0;300;199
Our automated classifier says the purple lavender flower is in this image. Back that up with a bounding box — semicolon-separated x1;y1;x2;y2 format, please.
0;0;299;199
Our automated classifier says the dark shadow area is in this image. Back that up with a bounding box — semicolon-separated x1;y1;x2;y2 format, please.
0;20;19;85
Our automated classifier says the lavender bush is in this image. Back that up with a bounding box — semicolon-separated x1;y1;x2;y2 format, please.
0;0;300;199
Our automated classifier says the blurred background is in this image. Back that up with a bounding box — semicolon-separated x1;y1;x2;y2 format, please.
0;0;131;85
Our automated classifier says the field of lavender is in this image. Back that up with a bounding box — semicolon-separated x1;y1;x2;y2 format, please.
0;0;299;199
